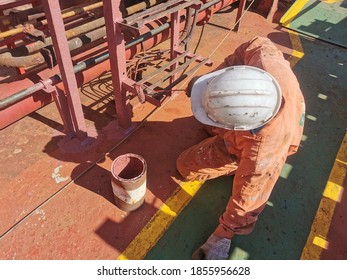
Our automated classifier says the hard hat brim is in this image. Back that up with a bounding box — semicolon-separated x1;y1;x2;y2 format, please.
191;67;232;129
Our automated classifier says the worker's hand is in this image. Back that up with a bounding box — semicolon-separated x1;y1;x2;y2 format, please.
192;234;231;260
185;75;201;98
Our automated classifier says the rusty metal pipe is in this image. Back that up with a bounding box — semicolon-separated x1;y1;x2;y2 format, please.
1;6;203;107
0;27;107;68
0;0;37;11
0;1;167;67
0;6;45;27
0;15;104;64
0;24;107;68
0;1;99;27
0;0;237;127
0;0;166;38
0;1;104;38
200;0;223;10
0;22;170;110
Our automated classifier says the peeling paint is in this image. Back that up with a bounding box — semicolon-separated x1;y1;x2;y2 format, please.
35;209;46;221
51;165;69;184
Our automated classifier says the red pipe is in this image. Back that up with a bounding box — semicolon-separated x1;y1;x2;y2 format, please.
0;0;237;129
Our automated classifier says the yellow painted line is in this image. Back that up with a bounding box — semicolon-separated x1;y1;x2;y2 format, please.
301;132;347;259
313;236;329;250
281;0;306;68
280;0;310;27
323;181;343;202
323;0;343;4
117;180;203;260
288;30;304;68
336;158;347;165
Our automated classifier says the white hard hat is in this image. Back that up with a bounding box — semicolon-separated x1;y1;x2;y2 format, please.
191;65;282;130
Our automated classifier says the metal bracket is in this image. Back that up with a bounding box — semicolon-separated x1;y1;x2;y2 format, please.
123;77;162;107
39;79;56;93
106;0;212;114
134;84;146;104
123;77;146;104
22;23;46;43
40;45;57;69
122;0;202;30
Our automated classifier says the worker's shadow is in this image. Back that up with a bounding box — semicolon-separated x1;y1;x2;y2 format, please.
42;110;211;258
39;58;229;258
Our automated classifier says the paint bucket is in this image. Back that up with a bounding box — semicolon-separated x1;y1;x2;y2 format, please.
111;153;147;212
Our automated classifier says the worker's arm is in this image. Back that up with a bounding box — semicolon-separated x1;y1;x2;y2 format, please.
214;130;288;238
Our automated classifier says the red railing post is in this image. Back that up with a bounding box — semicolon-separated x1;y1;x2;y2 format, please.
103;0;132;129
42;0;88;139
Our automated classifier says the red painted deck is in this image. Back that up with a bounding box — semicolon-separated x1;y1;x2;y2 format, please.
1;2;346;260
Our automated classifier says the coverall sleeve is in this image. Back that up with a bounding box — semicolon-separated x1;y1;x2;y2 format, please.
215;131;289;238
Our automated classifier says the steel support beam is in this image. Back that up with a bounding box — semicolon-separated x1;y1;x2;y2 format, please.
234;0;246;32
103;0;131;129
170;10;180;84
43;0;87;139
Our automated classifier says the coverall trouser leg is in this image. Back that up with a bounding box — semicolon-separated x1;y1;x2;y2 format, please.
176;135;239;182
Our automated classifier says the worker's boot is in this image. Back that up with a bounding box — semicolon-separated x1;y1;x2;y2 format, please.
192;234;231;260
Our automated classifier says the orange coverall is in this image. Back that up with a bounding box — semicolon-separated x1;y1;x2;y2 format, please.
176;37;305;239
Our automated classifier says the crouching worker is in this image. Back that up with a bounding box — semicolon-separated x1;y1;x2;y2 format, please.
176;36;305;260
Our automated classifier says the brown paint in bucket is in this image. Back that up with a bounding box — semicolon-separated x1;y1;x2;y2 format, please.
111;153;147;212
